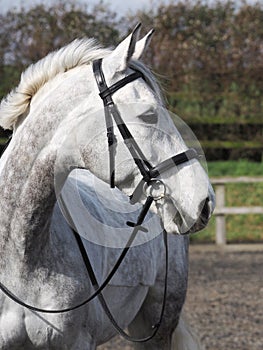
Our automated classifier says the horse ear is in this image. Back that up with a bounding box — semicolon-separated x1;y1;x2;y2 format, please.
104;23;141;73
132;29;155;60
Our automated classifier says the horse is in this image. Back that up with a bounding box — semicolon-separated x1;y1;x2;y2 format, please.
0;24;215;349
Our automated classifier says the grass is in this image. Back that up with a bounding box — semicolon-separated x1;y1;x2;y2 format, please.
201;140;263;149
207;160;263;177
191;160;263;244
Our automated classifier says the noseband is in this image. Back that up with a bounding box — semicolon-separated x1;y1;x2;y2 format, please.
0;58;199;343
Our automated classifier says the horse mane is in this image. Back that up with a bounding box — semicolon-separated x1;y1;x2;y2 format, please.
0;38;110;130
0;38;163;131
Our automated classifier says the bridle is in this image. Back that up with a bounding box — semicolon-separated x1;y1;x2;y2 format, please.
0;58;198;343
92;58;197;198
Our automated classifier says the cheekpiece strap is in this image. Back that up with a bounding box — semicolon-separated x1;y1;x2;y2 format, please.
93;59;144;106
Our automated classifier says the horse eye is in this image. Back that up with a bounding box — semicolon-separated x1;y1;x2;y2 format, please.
138;112;158;124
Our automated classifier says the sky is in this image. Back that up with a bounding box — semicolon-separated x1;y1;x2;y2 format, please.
0;0;171;15
0;0;260;15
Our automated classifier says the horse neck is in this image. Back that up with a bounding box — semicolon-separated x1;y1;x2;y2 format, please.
0;125;59;263
0;67;95;263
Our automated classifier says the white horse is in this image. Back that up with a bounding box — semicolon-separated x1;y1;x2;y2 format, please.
0;25;215;349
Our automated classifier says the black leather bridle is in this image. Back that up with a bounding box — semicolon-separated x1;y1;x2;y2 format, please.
92;58;198;197
0;58;198;343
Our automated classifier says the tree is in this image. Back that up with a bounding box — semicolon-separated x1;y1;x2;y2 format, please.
0;1;120;99
126;0;262;123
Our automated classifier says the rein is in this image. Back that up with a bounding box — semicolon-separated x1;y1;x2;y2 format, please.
0;58;198;343
90;58;198;342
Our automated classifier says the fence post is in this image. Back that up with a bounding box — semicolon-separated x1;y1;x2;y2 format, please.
215;184;226;245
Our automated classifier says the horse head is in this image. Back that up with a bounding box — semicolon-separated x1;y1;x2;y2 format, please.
66;24;215;235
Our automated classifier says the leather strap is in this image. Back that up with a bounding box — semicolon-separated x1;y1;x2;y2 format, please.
149;148;198;178
71;196;169;343
93;59;143;107
0;195;163;320
93;59;153;188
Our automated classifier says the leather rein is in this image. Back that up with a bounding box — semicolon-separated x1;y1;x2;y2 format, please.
0;58;198;343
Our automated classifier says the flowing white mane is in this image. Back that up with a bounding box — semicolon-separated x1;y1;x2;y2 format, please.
0;39;110;130
0;37;162;131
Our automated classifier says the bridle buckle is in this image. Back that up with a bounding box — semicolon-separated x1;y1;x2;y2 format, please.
143;179;166;201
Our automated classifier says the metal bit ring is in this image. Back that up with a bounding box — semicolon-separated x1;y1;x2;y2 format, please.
143;179;166;201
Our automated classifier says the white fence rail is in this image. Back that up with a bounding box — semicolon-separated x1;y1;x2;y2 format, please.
211;177;263;245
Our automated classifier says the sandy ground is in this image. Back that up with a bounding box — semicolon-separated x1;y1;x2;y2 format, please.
98;244;263;350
